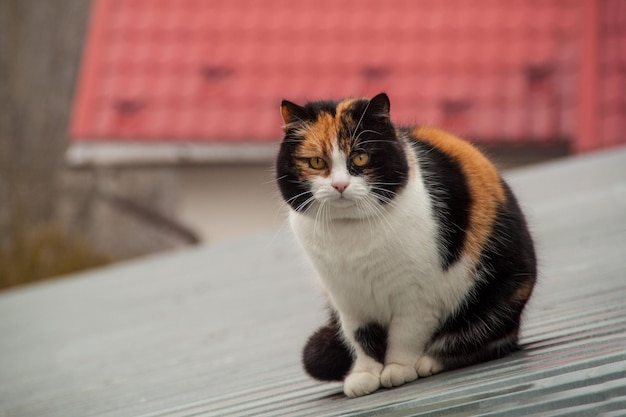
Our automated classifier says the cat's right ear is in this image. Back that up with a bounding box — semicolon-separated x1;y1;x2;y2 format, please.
280;100;308;128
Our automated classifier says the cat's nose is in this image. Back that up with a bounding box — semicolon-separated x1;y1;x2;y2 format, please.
332;181;349;193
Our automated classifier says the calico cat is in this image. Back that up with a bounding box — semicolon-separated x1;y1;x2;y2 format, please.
275;93;536;397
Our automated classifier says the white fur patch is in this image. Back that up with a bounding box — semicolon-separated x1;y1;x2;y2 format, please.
416;355;444;377
291;144;475;396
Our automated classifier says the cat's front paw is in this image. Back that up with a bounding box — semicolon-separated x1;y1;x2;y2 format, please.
343;371;381;398
416;355;444;377
380;363;418;388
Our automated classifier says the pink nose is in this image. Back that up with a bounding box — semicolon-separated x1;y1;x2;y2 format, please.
333;181;349;193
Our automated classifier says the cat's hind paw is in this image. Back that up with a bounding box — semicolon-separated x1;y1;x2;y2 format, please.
380;363;418;388
416;355;444;377
343;371;381;398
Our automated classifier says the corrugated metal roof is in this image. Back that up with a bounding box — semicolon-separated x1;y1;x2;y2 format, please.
1;147;626;416
70;0;582;144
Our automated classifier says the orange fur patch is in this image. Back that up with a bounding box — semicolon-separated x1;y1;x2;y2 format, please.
336;98;359;118
300;114;335;156
294;98;365;168
411;126;506;262
280;105;293;127
295;113;337;177
292;97;374;178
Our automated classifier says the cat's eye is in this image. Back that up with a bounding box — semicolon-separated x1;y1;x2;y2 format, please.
352;153;369;167
309;157;327;170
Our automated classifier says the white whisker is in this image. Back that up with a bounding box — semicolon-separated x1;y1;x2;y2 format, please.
286;189;313;205
350;99;372;143
355;129;383;143
270;174;289;184
294;195;316;213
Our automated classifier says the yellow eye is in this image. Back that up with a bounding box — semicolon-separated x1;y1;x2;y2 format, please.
352;153;369;167
309;157;327;170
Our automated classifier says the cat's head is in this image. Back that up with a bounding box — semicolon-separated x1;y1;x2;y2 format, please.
276;93;409;219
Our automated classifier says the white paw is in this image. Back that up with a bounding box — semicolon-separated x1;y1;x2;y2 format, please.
380;363;418;388
343;371;381;398
416;355;444;377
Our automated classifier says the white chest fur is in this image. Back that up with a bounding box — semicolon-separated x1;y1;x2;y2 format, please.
290;175;474;327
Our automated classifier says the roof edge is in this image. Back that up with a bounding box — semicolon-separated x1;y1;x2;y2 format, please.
66;142;279;167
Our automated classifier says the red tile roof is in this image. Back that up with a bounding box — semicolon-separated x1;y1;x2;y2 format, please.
71;0;583;145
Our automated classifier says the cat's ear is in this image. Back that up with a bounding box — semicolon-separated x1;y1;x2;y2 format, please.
367;93;391;120
280;100;308;127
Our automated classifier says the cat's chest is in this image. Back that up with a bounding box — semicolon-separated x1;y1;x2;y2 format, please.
290;206;440;285
306;225;392;272
291;210;446;322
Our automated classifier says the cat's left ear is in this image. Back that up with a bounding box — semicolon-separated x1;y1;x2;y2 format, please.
367;93;391;120
280;100;308;127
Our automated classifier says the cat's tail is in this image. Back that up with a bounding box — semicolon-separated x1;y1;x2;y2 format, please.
302;317;353;382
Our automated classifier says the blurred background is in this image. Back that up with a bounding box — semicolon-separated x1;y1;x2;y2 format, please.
1;0;624;290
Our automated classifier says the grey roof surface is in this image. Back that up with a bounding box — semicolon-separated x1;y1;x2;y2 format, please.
1;148;626;417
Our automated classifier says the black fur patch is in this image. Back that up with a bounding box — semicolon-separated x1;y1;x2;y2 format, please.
426;180;537;369
303;100;338;118
276;141;313;212
410;136;471;269
302;314;353;381
354;323;388;363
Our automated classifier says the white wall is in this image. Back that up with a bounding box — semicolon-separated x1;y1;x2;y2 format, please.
175;164;287;245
